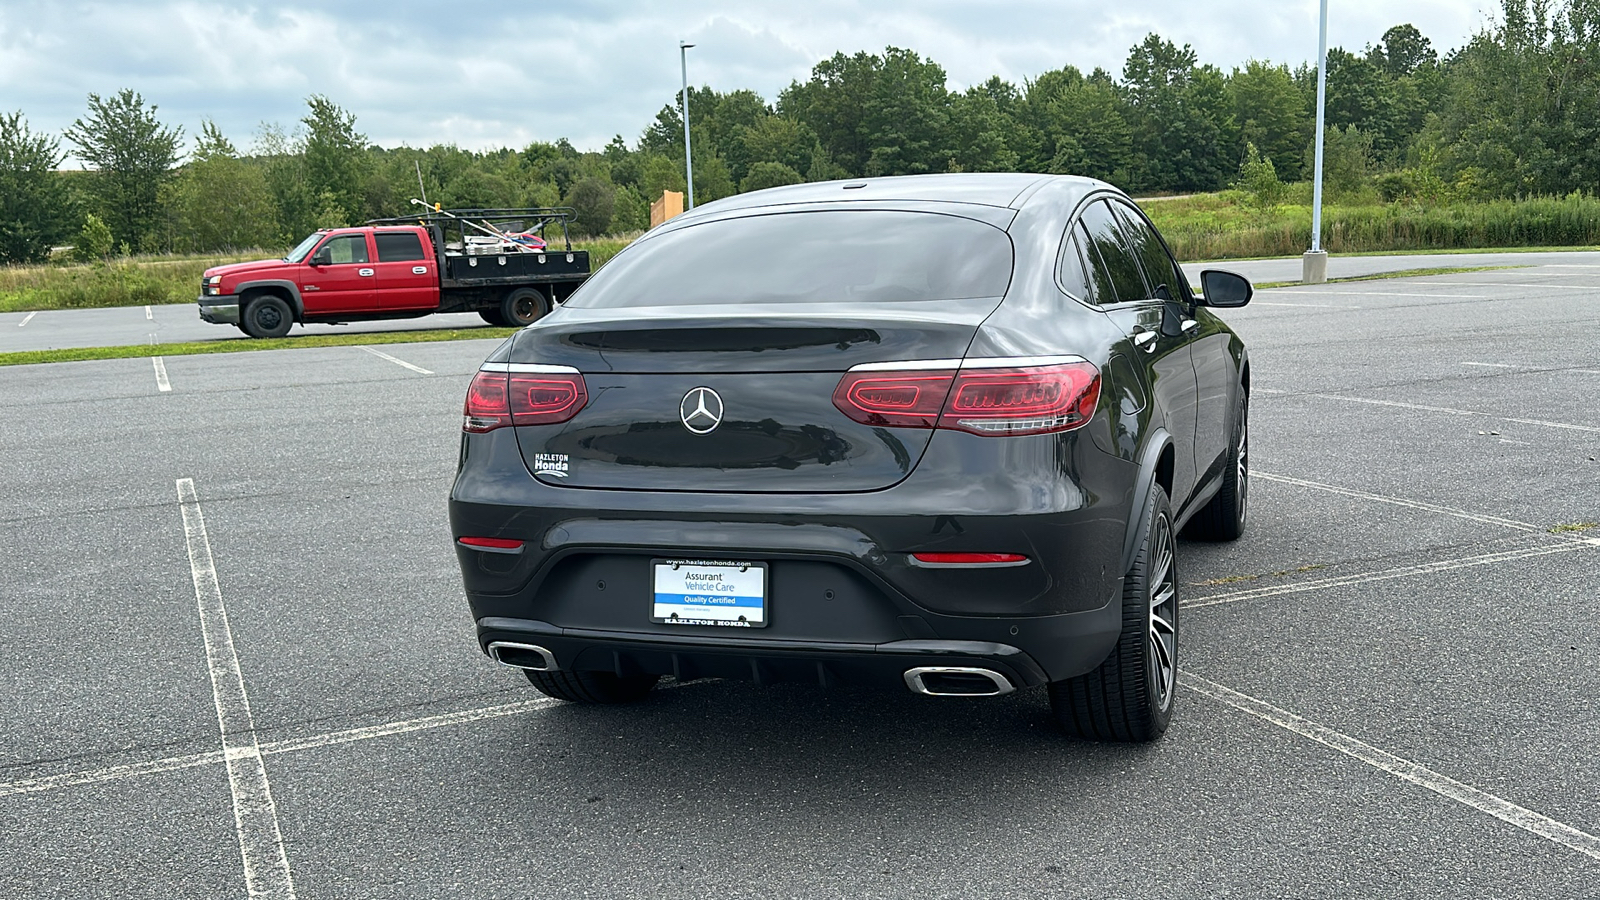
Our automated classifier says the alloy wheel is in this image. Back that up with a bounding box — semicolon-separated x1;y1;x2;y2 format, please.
1147;515;1177;711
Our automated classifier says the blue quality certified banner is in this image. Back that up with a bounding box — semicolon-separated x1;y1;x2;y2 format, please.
652;560;767;627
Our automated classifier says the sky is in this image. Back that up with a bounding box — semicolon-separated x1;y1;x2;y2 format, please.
1;1;1493;163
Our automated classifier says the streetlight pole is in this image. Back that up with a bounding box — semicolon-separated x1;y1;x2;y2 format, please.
680;40;696;210
1304;0;1329;283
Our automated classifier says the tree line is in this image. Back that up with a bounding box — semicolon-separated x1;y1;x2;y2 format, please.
2;0;1596;265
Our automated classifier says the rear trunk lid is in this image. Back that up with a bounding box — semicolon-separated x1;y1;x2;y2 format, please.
507;300;998;492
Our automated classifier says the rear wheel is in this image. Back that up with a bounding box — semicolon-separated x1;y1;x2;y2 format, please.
478;308;507;326
1187;388;1248;540
1049;484;1178;742
524;669;660;704
241;295;293;339
500;287;550;327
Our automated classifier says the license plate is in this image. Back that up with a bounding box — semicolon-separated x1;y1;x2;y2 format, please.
651;559;767;627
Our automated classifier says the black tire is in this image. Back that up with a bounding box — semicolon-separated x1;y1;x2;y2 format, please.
500;287;551;327
241;294;293;339
524;669;660;704
1187;388;1248;541
1049;484;1178;742
478;308;508;326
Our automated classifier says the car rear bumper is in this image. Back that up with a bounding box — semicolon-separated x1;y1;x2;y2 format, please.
197;295;240;324
475;601;1122;691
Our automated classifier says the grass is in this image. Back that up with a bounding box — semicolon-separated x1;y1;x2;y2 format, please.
1193;563;1327;587
0;326;519;368
1548;522;1598;534
1145;191;1600;261
0;251;276;314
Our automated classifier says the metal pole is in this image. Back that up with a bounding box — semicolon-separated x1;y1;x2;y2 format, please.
1311;0;1328;253
680;41;696;210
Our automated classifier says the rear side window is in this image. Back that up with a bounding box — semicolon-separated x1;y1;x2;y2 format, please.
1114;204;1186;302
375;232;426;262
1058;226;1094;303
1077;200;1147;303
567;211;1014;308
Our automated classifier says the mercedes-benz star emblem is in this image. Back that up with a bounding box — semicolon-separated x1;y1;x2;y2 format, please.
680;386;724;434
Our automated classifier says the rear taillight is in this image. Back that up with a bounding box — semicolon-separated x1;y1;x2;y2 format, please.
909;552;1030;567
463;366;588;433
832;359;1099;437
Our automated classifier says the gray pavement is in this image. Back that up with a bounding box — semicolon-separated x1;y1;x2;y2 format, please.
2;267;1599;898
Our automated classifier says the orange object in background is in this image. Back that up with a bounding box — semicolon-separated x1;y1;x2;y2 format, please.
650;190;684;228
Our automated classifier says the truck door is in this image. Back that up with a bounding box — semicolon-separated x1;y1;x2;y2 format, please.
301;233;378;314
373;230;439;311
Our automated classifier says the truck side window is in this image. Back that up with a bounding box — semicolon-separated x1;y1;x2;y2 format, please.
1077;200;1147;303
376;232;426;262
322;235;370;265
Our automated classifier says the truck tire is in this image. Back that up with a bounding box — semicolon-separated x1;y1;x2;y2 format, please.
241;295;293;339
500;288;550;327
478;309;507;326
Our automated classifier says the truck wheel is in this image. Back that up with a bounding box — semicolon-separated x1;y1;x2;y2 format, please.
478;309;507;326
241;295;293;339
500;288;550;327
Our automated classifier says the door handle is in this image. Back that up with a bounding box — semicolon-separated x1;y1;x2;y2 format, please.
358;268;374;277
1181;318;1199;333
1131;328;1158;352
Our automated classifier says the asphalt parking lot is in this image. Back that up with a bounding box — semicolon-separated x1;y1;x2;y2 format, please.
3;264;1598;899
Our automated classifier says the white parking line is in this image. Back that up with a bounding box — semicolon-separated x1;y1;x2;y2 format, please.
1281;391;1600;435
18;311;36;327
1183;673;1600;862
0;749;223;799
1265;291;1480;299
1185;543;1590;608
177;479;297;900
145;305;153;320
1252;471;1578;539
152;357;171;392
359;346;433;375
0;677;713;802
1251;300;1360;308
1462;362;1519;368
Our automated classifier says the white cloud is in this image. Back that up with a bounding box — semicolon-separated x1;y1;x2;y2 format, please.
0;0;1488;160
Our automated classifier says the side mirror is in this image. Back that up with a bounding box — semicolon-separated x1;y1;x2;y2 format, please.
310;248;331;267
1199;269;1252;308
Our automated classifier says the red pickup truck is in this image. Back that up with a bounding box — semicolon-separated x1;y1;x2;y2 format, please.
197;207;591;338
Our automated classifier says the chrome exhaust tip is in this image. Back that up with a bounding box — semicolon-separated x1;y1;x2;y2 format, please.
903;666;1014;697
486;641;559;671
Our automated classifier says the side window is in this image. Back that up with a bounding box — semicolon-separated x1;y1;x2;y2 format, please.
375;232;426;262
321;234;370;265
1076;222;1119;306
1114;203;1186;302
1058;226;1094;303
1077;200;1148;303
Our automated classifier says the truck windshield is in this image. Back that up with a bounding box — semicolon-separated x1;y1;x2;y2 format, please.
566;211;1014;308
284;233;324;263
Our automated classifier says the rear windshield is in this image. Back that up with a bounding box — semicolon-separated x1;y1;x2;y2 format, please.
567;211;1014;308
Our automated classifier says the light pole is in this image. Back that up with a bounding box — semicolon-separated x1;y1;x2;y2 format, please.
680;40;696;210
1304;0;1329;283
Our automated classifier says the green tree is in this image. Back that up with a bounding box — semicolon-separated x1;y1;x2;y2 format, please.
740;161;803;192
1235;141;1286;207
1228;61;1310;181
161;121;276;252
71;213;115;261
0;111;75;264
566;177;616;235
62;89;183;251
301;95;370;224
